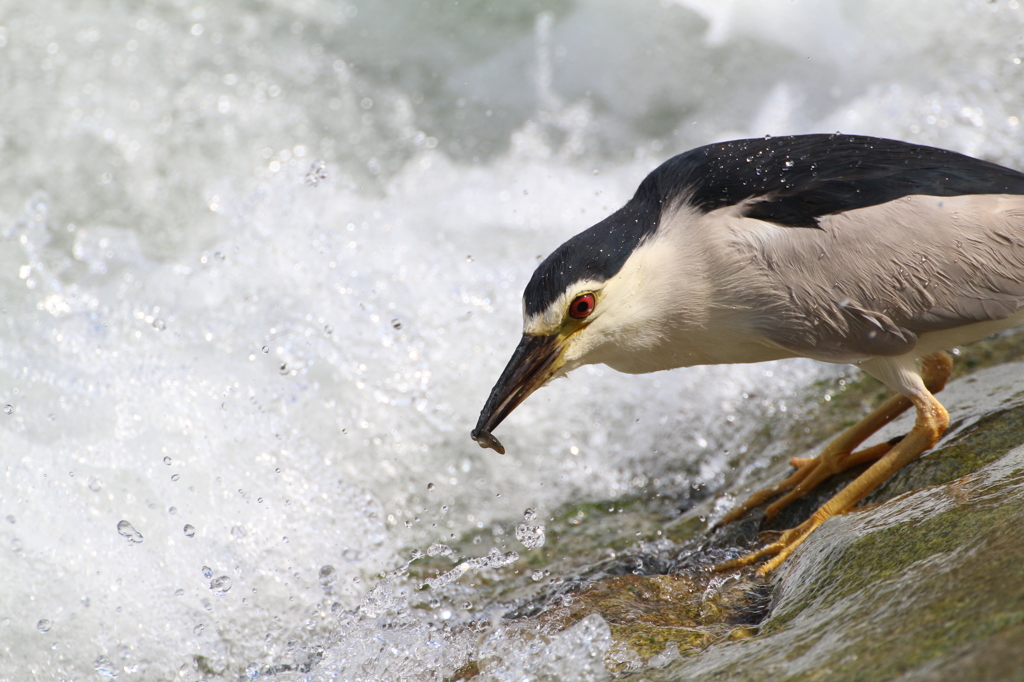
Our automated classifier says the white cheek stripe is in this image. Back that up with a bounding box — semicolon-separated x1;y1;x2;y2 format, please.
523;278;606;336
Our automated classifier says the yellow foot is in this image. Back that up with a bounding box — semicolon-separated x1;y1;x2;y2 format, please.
713;515;822;576
713;439;895;529
761;440;896;523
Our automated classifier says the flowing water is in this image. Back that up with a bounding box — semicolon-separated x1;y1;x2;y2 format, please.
1;1;1023;679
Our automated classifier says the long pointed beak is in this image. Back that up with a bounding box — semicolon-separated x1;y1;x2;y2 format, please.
471;333;565;454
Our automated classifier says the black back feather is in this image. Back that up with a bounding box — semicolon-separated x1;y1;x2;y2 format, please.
523;134;1024;317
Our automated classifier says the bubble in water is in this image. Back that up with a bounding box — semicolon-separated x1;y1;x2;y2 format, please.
36;619;51;632
116;520;143;543
523;508;537;522
171;474;180;482
531;570;545;581
262;345;270;354
93;655;117;677
516;522;546;549
183;524;196;538
163;456;172;465
391;318;402;330
410;548;424;559
5;515;14;524
210;576;232;594
202;566;212;579
87;477;102;492
426;482;435;491
152;318;166;330
246;663;260;678
3;405;11;415
193;623;206;636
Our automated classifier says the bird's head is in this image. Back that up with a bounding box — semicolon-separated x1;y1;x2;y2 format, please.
471;183;671;454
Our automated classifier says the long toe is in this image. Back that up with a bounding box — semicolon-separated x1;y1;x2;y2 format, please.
714;458;821;528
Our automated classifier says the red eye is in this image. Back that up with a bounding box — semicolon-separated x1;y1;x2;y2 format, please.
568;293;595;319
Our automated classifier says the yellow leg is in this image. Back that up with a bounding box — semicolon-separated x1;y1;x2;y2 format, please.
712;352;953;574
715;390;949;574
715;352;952;528
760;439;900;522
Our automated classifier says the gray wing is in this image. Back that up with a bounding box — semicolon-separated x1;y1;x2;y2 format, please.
738;193;1024;360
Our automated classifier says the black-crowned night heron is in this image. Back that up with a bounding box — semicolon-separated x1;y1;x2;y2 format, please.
471;134;1024;574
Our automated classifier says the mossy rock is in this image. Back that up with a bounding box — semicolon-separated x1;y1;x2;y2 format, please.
635;362;1024;680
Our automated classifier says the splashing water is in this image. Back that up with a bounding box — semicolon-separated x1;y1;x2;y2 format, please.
1;0;1023;680
422;548;521;591
516;508;547;548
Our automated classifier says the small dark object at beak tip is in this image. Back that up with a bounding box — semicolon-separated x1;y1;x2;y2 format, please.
471;429;505;455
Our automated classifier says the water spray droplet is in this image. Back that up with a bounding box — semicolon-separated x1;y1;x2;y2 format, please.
516;523;546;548
427;543;454;558
342;548;365;561
516;508;546;548
116;520;143;543
318;565;337;595
183;524;196;538
210;576;232;595
36;619;51;632
93;655;117;678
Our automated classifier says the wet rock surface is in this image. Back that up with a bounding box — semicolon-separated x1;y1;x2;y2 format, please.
428;335;1024;680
